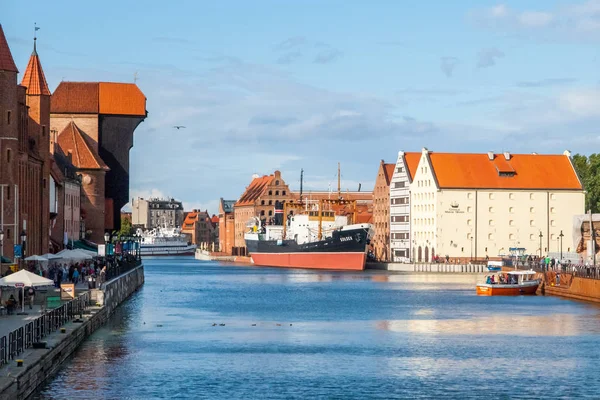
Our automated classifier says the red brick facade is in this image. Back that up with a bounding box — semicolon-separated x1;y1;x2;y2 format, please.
372;160;394;261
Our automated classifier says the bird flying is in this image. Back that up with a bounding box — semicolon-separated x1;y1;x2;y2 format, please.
173;126;186;130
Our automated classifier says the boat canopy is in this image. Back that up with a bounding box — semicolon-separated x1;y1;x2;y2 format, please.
507;270;536;275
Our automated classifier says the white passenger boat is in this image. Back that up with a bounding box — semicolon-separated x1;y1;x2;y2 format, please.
138;227;196;256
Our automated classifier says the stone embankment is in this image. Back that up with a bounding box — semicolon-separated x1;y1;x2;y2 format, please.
366;262;488;273
0;265;144;400
539;270;600;303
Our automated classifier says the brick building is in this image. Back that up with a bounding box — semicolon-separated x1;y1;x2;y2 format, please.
50;81;147;240
0;26;54;259
181;210;216;247
56;121;109;242
372;160;395;261
233;171;293;255
218;198;235;254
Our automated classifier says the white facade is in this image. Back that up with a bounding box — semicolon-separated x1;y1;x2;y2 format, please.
410;148;586;262
389;152;411;262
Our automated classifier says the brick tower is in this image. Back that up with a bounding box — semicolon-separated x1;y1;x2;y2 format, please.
20;33;51;255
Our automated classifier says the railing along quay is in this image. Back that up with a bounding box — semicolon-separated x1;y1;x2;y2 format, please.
522;263;600;280
0;292;90;368
104;255;141;282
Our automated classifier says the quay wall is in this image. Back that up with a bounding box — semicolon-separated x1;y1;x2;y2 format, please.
366;262;488;273
0;265;145;400
540;272;600;303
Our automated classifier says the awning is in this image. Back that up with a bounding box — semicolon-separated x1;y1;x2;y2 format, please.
73;240;98;251
0;256;12;264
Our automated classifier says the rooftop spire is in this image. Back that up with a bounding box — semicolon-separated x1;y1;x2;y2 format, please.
0;24;18;73
21;24;50;96
33;22;39;55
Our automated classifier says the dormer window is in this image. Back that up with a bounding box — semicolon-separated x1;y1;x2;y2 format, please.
498;171;515;177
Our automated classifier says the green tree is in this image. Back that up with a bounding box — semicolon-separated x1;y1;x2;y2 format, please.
572;153;600;213
114;215;134;238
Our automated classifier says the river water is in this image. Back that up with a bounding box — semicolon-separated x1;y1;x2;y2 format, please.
32;257;600;399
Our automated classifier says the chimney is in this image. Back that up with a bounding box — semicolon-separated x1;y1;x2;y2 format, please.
487;151;494;161
563;150;571;157
67;150;73;162
503;152;511;161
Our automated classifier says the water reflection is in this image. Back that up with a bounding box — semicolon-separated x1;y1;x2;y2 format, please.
32;258;600;399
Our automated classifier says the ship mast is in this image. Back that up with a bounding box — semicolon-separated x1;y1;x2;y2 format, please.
337;162;341;200
300;168;304;203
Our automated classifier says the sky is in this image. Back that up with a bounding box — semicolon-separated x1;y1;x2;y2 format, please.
4;0;600;214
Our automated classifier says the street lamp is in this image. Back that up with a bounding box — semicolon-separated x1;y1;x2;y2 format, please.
20;230;27;271
538;231;543;258
104;232;110;243
559;230;564;260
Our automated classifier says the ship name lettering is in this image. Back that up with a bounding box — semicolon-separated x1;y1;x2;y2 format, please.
340;236;353;242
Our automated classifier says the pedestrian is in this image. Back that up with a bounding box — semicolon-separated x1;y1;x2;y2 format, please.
27;286;35;310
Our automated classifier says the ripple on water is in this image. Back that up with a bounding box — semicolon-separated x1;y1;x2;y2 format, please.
31;258;600;399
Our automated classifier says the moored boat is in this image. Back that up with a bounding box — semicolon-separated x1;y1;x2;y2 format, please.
476;270;540;296
138;227;197;256
245;200;373;270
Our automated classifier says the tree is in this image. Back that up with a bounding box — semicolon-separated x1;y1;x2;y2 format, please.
572;153;600;213
114;215;134;238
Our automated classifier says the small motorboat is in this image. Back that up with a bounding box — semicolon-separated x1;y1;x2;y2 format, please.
476;270;540;296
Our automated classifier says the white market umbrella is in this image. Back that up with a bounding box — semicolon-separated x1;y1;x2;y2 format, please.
0;269;54;287
0;270;54;314
57;249;92;261
24;255;48;262
42;253;62;260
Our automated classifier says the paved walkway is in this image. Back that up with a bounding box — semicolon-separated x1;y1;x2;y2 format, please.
0;282;89;338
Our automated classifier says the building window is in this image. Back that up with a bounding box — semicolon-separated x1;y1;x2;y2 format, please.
42;125;46;137
275;180;279;185
509;234;515;240
268;200;272;205
394;182;405;188
551;193;556;200
467;206;472;213
6;186;10;200
43;179;46;188
489;219;494;226
467;233;472;240
268;210;273;216
275;190;279;196
508;220;514;226
467;219;472;226
509;207;514;214
6;149;10;163
260;210;265;216
530;193;535;200
489;193;494;200
397;167;403;173
489;207;494;213
551;220;556;227
7;111;11;125
261;200;265;205
488;233;494;240
467;193;473;200
282;190;286;196
551;207;556;214
530;234;534;240
509;193;515;200
530;220;535;226
530;207;535;213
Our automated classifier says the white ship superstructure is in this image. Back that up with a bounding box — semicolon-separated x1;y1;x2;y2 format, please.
138;227;196;256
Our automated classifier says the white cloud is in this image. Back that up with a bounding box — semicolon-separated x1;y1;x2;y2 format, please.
476;47;505;68
517;11;554;28
558;89;600;117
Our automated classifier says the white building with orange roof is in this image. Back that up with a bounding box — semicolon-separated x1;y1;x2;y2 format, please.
410;148;585;263
390;151;420;263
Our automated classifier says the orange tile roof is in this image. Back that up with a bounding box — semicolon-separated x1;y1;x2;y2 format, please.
235;175;274;207
211;215;219;224
383;163;395;186
51;82;146;116
403;152;421;180
98;82;146;116
20;47;51;95
428;152;582;190
0;24;18;73
56;121;109;170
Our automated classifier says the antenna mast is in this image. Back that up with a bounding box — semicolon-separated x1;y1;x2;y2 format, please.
337;162;341;199
300;168;304;203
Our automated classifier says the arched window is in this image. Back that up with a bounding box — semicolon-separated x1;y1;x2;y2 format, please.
282;190;286;195
261;200;265;205
275;190;279;196
275;180;279;185
268;210;273;216
269;190;272;196
260;210;265;216
268;200;272;205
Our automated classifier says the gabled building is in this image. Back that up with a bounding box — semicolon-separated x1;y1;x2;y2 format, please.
218;198;235;254
233;171;293;255
389;151;420;262
56;121;109;243
372;161;395;261
181;210;216;247
410;148;585;263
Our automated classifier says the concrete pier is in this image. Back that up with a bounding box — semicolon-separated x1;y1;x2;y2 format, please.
0;264;144;400
366;262;488;274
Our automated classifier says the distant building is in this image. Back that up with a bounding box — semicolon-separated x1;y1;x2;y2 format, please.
372;161;395;262
131;197;184;229
181;210;216;247
218;198;235;254
389;152;420;262
573;214;600;264
233;171;294;255
410;148;585;263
